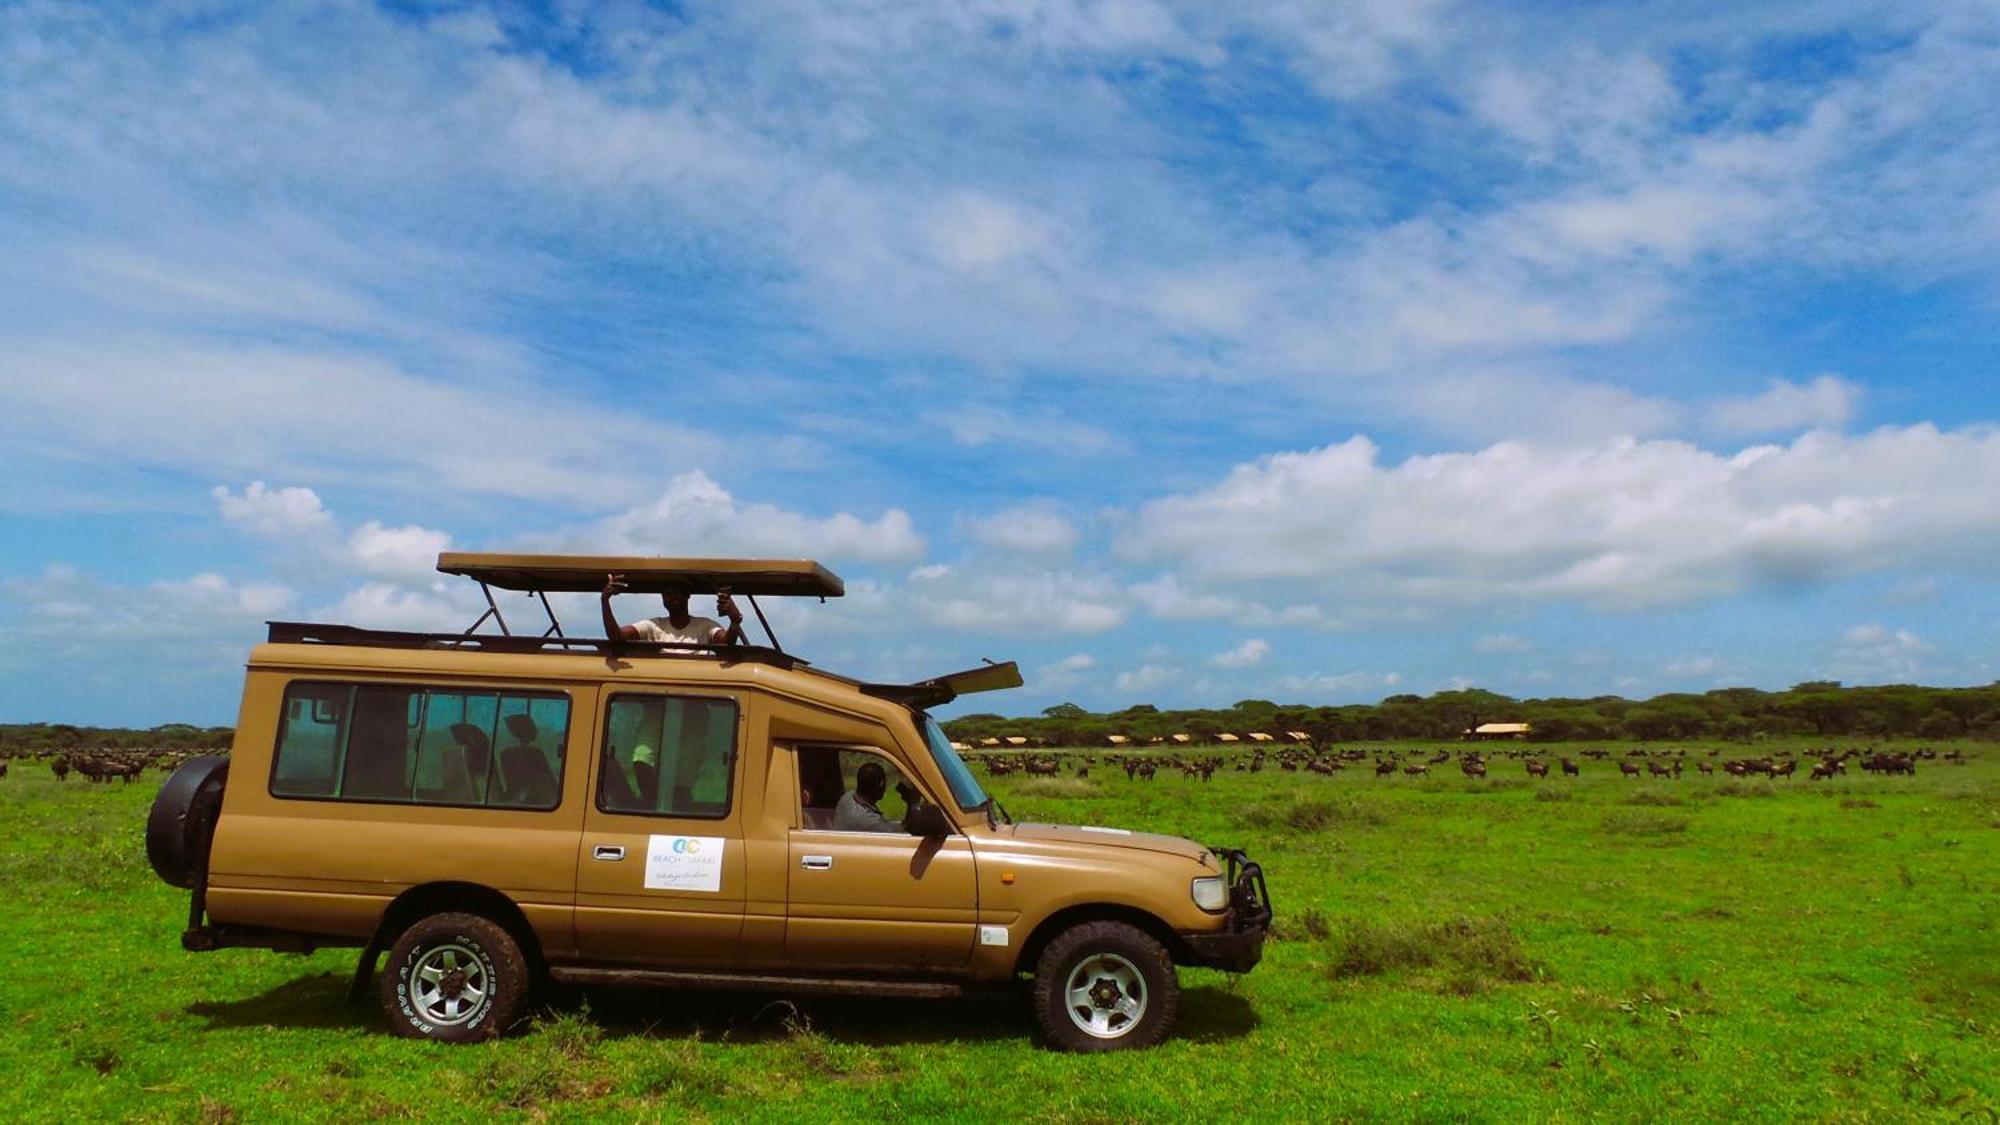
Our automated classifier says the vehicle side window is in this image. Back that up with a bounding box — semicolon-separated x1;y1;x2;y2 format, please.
270;681;570;809
271;684;346;796
796;745;918;832
599;695;737;819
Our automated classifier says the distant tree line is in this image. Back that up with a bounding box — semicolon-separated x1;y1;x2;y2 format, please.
944;682;2000;746
0;722;234;754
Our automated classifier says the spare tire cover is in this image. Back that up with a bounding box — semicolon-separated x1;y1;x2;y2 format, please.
146;755;230;889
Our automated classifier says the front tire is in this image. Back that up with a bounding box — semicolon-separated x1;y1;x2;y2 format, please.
379;912;529;1042
1032;920;1179;1052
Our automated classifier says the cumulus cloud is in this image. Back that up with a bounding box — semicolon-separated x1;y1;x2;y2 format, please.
1829;624;1932;682
346;521;452;584
1115;664;1178;693
327;582;473;633
0;564;294;664
1475;633;1532;653
1211;638;1271;668
906;564;1125;634
3;344;721;507
564;471;925;565
1035;652;1097;691
1120;425;2000;615
213;482;331;537
965;504;1079;556
1709;376;1860;436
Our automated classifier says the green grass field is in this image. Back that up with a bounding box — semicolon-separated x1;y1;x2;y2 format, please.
1;741;1994;1122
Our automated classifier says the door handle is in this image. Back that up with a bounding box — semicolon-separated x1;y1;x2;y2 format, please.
593;845;626;861
800;854;833;870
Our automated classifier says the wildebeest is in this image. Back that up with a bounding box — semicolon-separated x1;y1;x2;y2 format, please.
1524;759;1548;779
1619;760;1641;779
1560;758;1579;777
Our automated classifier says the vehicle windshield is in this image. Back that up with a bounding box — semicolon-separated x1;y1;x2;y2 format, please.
920;713;989;812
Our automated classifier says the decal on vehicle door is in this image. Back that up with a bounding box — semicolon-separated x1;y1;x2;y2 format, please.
643;834;724;893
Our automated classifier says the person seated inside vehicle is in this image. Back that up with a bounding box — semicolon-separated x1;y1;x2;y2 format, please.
834;761;917;833
600;574;743;646
497;713;559;808
800;778;841;829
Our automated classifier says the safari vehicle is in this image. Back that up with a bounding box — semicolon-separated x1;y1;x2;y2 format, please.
147;554;1270;1051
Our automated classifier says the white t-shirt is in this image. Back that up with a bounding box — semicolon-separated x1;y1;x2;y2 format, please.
630;615;722;645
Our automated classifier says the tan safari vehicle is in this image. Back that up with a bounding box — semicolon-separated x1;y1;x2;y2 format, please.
147;554;1270;1051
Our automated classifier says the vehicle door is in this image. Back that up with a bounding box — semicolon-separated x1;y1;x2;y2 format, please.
573;689;749;966
784;743;978;972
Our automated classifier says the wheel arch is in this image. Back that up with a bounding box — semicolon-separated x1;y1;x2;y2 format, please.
370;882;546;974
1014;902;1185;976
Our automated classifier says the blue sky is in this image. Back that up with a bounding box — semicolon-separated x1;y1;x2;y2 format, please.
3;0;1999;726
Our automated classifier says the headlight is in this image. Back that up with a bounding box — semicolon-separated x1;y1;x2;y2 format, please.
1191;875;1228;911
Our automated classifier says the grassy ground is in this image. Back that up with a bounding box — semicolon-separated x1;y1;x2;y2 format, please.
0;740;1994;1122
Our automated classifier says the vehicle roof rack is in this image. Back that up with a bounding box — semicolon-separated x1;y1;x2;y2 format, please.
436;553;843;598
264;621;810;671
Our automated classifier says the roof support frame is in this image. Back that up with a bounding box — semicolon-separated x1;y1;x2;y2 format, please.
535;590;565;639
464;581;511;636
746;593;781;653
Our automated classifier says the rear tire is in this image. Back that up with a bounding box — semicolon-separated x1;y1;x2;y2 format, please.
1032;920;1179;1052
379;912;529;1042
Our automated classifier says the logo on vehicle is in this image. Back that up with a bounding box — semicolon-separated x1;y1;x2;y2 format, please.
673;837;701;854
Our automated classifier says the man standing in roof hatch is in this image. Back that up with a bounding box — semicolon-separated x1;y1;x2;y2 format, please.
601;573;744;645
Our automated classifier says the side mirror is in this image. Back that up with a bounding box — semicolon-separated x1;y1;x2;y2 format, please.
904;802;951;838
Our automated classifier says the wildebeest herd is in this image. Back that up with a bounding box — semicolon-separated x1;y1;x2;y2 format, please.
967;743;1971;784
0;749;201;784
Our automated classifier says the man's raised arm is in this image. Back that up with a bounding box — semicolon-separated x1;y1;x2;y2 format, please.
601;573;635;641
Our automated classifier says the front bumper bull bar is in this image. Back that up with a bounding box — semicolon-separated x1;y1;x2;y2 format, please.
1180;846;1272;973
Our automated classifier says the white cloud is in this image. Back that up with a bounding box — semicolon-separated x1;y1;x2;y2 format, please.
966;504;1079;556
1275;670;1401;699
927;406;1126;457
1475;633;1532;653
1211;638;1271;668
1035;652;1097;691
1121;425;2000;615
1114;664;1178;693
1129;574;1244;621
326;582;471;634
1128;575;1338;629
346;521;452;584
1709;376;1860;436
212;482;332;537
922;192;1057;271
565;471;926;565
151;572;296;620
911;568;1126;634
0;343;721;507
0;565;294;662
1829;624;1932;683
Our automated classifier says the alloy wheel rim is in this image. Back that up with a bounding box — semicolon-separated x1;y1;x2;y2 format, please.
1064;952;1146;1039
412;942;488;1026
